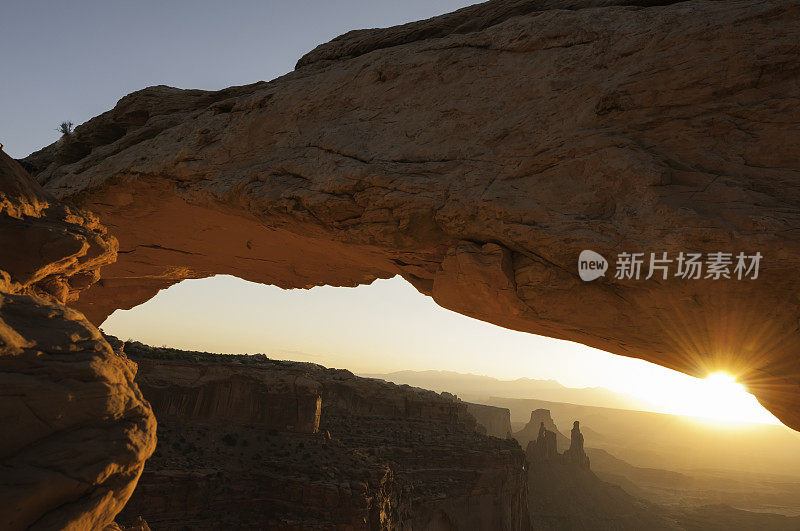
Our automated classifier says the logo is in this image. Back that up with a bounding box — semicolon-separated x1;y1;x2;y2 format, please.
578;250;608;281
577;250;762;282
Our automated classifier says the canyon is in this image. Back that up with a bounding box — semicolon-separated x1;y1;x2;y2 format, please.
1;0;800;528
112;339;530;530
522;410;800;529
112;344;800;530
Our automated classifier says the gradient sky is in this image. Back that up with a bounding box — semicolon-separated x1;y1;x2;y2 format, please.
1;1;781;425
103;275;781;425
0;0;474;158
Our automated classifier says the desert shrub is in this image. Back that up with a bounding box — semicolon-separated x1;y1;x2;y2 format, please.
57;121;74;136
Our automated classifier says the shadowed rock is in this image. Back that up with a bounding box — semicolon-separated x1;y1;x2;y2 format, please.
114;340;530;530
563;421;591;469
528;422;560;463
465;402;513;438
0;151;156;529
515;409;571;450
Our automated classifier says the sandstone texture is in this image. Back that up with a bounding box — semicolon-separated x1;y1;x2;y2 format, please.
21;0;800;430
0;152;156;529
115;341;322;433
0;151;116;304
115;341;530;530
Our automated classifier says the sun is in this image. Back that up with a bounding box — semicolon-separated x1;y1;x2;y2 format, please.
703;372;741;392
688;372;778;425
620;366;781;425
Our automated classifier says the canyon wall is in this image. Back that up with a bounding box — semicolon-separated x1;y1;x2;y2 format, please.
20;0;800;430
0;151;156;529
116;341;530;530
123;347;322;432
466;402;513;438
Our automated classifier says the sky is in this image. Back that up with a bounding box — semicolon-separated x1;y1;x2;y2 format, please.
102;275;781;425
1;1;782;425
0;0;474;158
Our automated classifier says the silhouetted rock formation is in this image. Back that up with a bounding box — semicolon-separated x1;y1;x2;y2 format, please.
465;402;512;438
563;420;591;469
528;422;559;463
525;419;589;469
526;420;672;529
524;419;800;529
514;409;570;451
115;340;530;530
0;152;155;530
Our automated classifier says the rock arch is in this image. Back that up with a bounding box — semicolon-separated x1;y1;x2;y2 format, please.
18;0;800;435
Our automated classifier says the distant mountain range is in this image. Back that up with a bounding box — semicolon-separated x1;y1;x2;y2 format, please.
361;370;653;411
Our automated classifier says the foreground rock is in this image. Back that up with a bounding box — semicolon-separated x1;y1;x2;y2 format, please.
0;152;156;529
114;340;530;530
21;0;800;430
0;150;116;303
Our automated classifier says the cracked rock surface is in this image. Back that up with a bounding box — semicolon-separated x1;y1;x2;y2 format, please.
0;151;117;304
22;0;800;430
0;152;156;530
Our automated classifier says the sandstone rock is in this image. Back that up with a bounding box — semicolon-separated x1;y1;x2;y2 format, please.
116;342;530;530
294;0;680;68
466;402;513;438
115;342;395;529
0;293;156;530
21;0;800;430
0;153;155;530
316;373;530;530
562;421;591;469
514;409;570;451
525;421;676;529
0;151;116;303
125;342;322;432
527;423;560;463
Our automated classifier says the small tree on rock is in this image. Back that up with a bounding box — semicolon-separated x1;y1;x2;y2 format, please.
57;121;74;136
